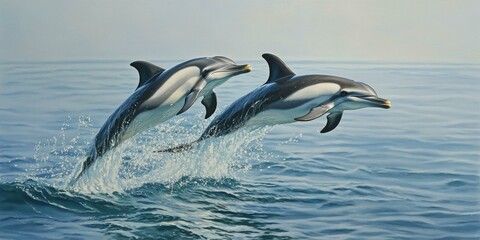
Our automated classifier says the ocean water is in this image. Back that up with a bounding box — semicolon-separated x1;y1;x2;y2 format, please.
0;59;479;239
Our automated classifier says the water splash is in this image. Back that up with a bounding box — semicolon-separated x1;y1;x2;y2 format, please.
29;114;272;194
30;115;94;187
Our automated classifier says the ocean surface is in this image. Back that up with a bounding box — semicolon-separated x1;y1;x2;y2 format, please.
0;59;479;239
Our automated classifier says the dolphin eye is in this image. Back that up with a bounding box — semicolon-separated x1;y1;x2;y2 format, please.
202;69;212;78
340;91;348;96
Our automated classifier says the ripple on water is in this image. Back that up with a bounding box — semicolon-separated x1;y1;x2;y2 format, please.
1;61;479;239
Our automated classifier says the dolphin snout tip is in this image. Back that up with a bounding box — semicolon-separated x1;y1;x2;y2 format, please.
384;100;392;109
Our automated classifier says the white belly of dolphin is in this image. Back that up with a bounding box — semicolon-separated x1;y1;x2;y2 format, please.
245;83;340;126
122;69;201;141
245;99;322;126
122;99;185;141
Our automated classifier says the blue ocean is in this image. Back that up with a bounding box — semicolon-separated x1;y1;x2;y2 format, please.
0;59;478;239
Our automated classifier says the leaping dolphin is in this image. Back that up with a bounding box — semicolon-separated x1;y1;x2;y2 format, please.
157;53;390;152
74;56;252;181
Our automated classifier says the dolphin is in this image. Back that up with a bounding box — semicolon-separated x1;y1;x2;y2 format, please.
74;56;252;181
157;53;390;152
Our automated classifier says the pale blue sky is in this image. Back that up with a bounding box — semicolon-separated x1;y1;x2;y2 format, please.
0;0;478;63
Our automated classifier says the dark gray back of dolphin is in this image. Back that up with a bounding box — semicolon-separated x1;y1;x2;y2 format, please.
198;75;354;140
76;76;160;181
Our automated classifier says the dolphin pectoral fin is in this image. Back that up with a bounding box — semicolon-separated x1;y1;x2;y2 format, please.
321;111;343;133
177;81;207;115
130;61;165;90
201;91;217;119
177;90;201;115
294;102;334;121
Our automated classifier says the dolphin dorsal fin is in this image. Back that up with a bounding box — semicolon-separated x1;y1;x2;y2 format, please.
130;61;165;90
262;53;295;84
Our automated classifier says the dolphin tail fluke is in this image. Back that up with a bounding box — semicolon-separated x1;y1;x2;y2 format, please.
155;141;198;153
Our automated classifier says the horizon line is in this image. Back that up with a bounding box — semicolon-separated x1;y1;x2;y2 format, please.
0;58;479;66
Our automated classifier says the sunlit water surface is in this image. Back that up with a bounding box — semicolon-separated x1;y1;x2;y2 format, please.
0;60;479;239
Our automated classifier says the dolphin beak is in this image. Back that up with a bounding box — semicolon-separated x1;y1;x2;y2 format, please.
222;64;252;75
359;95;391;109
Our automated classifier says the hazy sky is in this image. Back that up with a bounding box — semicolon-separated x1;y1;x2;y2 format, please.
1;0;479;63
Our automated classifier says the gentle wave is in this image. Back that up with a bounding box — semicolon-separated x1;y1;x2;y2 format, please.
1;61;479;239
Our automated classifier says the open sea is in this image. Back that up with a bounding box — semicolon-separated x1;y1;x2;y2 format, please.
0;59;479;239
